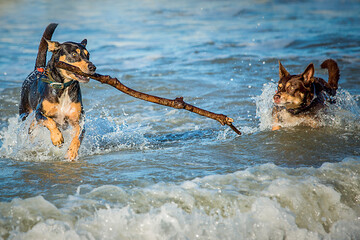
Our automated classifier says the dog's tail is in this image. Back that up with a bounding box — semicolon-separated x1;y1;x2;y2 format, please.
34;23;58;70
321;59;340;96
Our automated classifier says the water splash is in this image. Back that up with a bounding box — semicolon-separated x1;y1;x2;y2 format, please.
80;108;150;156
0;114;66;161
255;82;277;131
320;89;360;130
0;109;149;161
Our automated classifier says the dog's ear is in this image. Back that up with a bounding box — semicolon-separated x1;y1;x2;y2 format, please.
45;39;60;52
302;63;315;85
279;61;290;79
81;39;87;47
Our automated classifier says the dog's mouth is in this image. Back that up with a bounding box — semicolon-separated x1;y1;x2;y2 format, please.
275;101;302;110
74;73;90;83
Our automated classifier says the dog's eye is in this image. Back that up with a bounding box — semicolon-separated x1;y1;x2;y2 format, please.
72;53;77;57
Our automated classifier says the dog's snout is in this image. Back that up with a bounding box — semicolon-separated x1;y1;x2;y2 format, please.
88;62;96;72
273;94;281;103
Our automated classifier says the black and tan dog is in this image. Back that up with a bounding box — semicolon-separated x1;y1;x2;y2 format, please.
272;59;340;130
19;23;96;160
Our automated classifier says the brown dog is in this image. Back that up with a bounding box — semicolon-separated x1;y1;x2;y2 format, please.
272;59;340;130
19;23;96;160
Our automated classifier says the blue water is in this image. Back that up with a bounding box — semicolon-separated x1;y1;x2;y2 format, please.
0;0;360;239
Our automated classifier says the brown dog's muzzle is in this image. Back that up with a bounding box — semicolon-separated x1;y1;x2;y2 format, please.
273;94;281;104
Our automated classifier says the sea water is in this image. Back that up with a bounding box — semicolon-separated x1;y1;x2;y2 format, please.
0;0;359;239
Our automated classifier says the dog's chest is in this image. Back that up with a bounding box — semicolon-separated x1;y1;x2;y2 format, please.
276;109;318;127
57;89;73;116
44;89;79;125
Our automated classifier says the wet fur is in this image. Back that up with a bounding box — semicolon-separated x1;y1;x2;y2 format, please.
19;23;96;160
272;59;340;130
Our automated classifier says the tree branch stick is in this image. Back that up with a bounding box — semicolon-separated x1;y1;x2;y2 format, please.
56;61;241;135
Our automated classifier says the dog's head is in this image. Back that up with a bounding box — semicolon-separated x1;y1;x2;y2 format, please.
273;61;315;110
46;39;96;83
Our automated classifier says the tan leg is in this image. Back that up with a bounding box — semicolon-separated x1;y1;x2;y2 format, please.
66;102;83;160
42;118;64;146
39;99;64;146
66;123;81;160
272;111;282;131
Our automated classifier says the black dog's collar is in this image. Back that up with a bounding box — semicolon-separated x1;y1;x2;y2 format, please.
37;68;74;90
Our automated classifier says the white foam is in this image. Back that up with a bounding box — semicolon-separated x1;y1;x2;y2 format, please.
2;158;359;240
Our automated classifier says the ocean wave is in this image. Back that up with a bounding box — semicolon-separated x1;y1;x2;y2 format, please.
1;157;359;240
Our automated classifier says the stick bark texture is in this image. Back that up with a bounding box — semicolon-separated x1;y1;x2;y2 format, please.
56;61;241;135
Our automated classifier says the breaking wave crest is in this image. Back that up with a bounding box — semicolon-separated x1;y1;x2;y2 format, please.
0;157;359;240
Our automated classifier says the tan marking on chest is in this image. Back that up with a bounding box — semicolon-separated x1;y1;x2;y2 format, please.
42;100;59;117
67;102;82;123
42;89;81;125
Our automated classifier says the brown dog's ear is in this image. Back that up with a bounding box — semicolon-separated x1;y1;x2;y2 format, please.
302;63;315;85
45;39;60;52
279;61;290;79
81;39;87;47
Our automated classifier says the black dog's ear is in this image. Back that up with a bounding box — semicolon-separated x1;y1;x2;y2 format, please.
81;39;87;47
302;63;315;85
45;39;60;52
279;61;290;79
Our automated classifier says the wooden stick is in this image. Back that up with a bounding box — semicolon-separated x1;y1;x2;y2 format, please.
56;61;241;135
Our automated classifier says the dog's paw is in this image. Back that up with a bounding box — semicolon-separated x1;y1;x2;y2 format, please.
50;129;64;146
65;149;78;161
272;125;281;131
66;139;80;161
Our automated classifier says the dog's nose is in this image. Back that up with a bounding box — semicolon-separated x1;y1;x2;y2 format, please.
273;94;281;103
88;62;96;72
